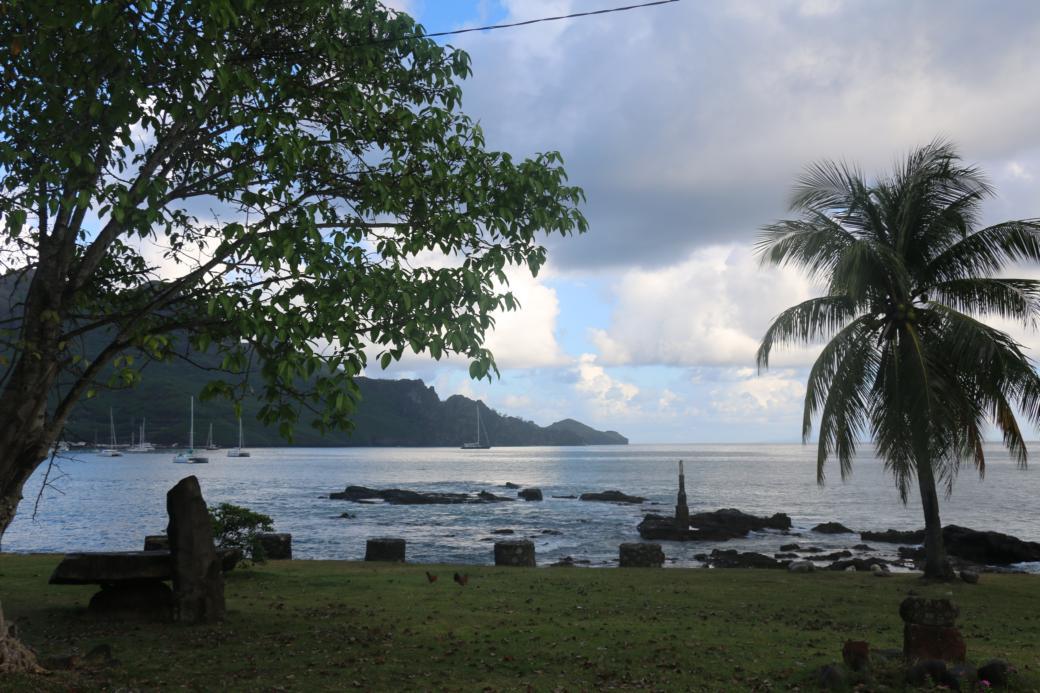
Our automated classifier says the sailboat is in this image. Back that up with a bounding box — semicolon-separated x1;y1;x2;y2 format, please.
129;419;155;452
460;404;491;450
99;408;123;457
226;417;251;458
204;422;220;450
173;397;209;464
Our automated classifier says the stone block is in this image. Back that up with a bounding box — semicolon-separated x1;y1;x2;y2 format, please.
365;537;406;562
144;535;169;551
899;597;959;627
619;542;665;567
256;532;292;560
166;476;225;624
903;624;967;662
494;539;536;567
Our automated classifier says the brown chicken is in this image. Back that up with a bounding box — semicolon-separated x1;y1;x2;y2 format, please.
425;571;438;583
453;572;468;587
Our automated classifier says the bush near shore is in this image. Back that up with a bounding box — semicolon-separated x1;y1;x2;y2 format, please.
1;554;1038;691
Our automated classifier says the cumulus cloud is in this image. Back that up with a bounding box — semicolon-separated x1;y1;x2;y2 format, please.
588;243;822;368
574;353;639;417
710;368;806;421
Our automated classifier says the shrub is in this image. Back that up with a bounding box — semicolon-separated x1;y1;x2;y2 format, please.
209;502;274;564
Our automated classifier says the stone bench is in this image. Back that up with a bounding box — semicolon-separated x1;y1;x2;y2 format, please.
50;551;174;614
49;475;225;624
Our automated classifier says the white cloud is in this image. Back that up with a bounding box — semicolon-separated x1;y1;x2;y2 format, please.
710;368;806;420
574;353;639;417
589;243;821;368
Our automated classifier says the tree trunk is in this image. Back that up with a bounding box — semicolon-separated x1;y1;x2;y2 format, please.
916;456;954;580
0;423;52;544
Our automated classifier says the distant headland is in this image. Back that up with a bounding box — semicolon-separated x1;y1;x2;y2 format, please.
64;376;628;448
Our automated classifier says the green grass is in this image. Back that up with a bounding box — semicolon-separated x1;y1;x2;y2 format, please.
2;555;1039;691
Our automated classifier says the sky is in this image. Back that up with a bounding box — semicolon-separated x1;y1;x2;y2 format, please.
369;0;1040;444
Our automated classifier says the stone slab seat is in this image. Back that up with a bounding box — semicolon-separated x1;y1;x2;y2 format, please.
49;550;172;585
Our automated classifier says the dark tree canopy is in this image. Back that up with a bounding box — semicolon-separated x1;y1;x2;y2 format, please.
0;0;586;532
757;140;1040;579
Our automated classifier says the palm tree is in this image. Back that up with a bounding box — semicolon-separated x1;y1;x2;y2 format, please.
756;140;1040;579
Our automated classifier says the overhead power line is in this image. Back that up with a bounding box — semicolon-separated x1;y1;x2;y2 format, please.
401;1;681;42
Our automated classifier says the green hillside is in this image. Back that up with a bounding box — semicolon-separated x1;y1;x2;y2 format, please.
63;367;628;448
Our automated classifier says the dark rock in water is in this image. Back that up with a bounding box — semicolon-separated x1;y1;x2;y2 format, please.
943;524;1040;565
637;508;791;541
780;543;801;552
540;529;562;535
802;546;824;553
551;494;577;499
775;552;799;559
689;508;792;535
828;557;889;572
813;522;854;534
494;539;535;567
256;532;292;560
339;512;356;519
365;537;406;562
579;490;646;504
977;659;1012;687
879;525;1040;565
861;528;925;544
960;569;980;584
816;550;853;561
899;545;926;560
491;529;515;535
477;490;515;502
331;485;514;504
166;476;225;624
88;581;173;616
518;488;543;501
504;482;521;489
853;544;873;551
705;549;784;569
619;542;665;568
842;640;870;672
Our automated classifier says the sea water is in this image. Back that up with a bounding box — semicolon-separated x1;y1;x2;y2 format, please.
4;443;1037;569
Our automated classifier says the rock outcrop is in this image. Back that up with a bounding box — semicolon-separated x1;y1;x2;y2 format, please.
331;486;513;504
579;490;646;504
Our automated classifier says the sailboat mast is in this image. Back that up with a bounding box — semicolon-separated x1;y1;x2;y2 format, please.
238;417;243;448
189;397;195;450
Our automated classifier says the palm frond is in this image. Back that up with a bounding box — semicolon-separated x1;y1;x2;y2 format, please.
922;220;1040;285
811;319;879;484
928;278;1040;325
755;216;854;282
757;296;859;372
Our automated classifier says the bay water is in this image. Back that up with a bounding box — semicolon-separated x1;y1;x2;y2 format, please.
4;444;1038;570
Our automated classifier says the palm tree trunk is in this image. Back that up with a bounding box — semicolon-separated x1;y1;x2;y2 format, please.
916;456;954;580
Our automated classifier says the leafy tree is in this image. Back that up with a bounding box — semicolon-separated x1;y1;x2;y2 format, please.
0;0;586;535
757;140;1040;579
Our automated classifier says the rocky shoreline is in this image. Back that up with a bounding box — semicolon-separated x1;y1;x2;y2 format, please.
328;483;1040;573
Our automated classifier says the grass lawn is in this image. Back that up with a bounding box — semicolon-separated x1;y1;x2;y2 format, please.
1;554;1038;691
